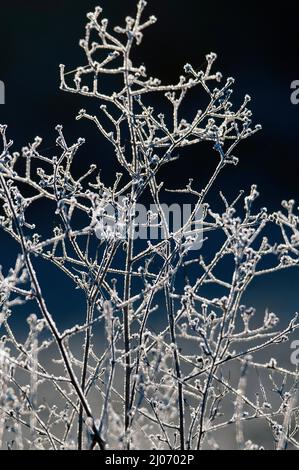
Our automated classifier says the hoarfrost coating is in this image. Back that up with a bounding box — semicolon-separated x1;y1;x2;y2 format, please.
1;0;299;450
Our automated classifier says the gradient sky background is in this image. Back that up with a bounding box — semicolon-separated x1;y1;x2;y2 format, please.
0;0;299;336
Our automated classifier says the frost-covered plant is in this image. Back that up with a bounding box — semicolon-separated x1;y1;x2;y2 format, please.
1;0;299;450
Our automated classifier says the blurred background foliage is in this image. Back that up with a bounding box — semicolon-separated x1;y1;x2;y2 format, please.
0;0;299;339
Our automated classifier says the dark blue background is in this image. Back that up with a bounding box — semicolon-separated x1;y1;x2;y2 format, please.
0;0;299;332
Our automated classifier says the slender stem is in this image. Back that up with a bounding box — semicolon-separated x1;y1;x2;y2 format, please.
77;242;117;449
77;300;93;450
165;283;185;450
123;227;134;448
